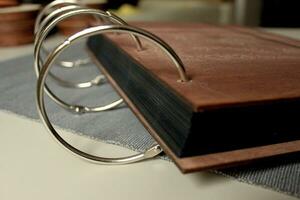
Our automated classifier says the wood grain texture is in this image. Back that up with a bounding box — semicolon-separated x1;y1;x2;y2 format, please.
0;4;39;46
87;22;300;172
0;0;19;7
89;49;300;173
110;22;300;112
0;31;34;46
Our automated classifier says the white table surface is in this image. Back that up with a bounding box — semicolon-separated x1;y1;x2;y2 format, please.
0;29;299;200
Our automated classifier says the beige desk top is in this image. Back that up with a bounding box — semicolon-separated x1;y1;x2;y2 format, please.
0;29;299;200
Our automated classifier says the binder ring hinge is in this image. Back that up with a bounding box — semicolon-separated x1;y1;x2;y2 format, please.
36;25;165;163
34;8;139;113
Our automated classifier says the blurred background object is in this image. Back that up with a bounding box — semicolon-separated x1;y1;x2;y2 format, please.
111;0;234;24
21;0;300;27
234;0;300;27
0;0;20;7
0;0;299;46
106;0;299;27
0;4;40;46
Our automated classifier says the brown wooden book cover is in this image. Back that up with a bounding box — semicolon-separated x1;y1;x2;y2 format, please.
88;22;300;173
0;4;40;46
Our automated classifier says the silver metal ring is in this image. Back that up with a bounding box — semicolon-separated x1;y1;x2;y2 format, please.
65;24;187;82
35;5;101;90
35;9;142;113
35;3;96;69
36;28;162;163
35;5;142;71
35;4;90;69
34;0;79;31
36;24;188;164
35;5;105;89
34;8;145;113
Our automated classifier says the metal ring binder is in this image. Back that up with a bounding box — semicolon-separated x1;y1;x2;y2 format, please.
35;5;104;89
35;9;123;112
35;2;188;164
35;4;90;70
34;7;145;113
36;24;190;164
34;0;141;73
35;1;107;70
35;0;79;34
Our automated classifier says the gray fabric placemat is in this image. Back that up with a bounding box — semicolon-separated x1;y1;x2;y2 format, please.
0;44;299;198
